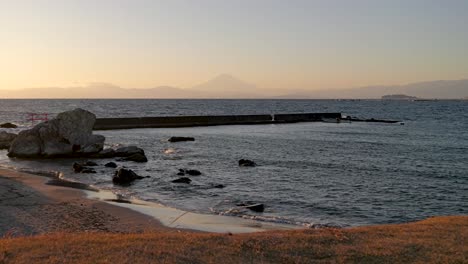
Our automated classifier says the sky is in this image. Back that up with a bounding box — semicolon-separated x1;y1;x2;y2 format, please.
1;0;468;91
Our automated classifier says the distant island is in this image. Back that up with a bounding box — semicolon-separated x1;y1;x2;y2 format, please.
382;94;418;100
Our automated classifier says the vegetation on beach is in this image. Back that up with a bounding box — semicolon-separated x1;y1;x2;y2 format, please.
0;216;466;263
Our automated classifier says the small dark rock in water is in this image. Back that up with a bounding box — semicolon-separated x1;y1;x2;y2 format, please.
177;169;202;176
91;148;116;158
105;162;118;168
185;169;202;176
113;168;145;185
245;203;265;212
236;202;265;212
81;168;97;174
115;146;145;157
0;122;18;128
122;153;148;163
239;159;256;167
73;162;84;173
172;177;192;184
84;161;98;166
73;162;97;173
168;136;195;143
212;184;225;189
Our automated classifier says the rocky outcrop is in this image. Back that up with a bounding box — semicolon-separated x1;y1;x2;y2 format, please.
0;131;17;150
112;168;146;185
8;109;105;158
0;122;18;128
168;136;195;143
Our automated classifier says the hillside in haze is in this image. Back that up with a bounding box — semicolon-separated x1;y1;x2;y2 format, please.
1;76;468;99
279;79;468;99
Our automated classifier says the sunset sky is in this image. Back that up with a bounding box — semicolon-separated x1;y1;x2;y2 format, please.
1;0;467;91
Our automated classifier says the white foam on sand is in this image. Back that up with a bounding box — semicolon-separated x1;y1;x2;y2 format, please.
84;189;299;233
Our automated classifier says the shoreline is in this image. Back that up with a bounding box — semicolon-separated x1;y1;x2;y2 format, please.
0;168;298;236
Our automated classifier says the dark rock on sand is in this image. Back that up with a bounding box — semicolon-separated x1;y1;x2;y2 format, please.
8;108;105;158
0;122;18;128
0;131;17;150
168;136;195;143
172;177;192;184
113;168;145;185
105;162;118;168
121;153;148;163
239;159;256;167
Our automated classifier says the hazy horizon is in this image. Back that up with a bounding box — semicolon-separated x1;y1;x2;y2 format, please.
1;74;467;99
2;0;468;96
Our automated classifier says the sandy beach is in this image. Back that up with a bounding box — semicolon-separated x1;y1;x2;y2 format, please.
0;168;166;236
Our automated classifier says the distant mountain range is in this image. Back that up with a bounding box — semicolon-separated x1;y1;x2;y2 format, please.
1;75;467;99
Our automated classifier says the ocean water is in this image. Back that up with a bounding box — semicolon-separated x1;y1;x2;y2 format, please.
1;99;467;227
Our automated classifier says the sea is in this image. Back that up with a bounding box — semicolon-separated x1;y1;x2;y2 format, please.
0;99;467;227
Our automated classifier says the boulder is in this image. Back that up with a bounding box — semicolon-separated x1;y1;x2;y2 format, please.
0;122;18;128
121;153;148;163
112;168;145;185
172;177;192;184
239;159;256;167
0;131;17;150
168;136;195;143
115;146;145;157
8;109;105;158
105;162;118;168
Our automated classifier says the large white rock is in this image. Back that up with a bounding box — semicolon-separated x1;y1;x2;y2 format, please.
8;108;105;158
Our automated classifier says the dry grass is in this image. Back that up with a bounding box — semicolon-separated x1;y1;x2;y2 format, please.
0;216;466;264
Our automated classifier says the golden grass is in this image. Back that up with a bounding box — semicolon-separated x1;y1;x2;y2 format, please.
0;216;466;264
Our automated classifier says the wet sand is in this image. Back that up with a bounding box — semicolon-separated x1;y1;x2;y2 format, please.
0;168;165;237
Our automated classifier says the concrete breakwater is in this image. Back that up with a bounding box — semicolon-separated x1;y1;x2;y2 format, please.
93;113;342;130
